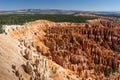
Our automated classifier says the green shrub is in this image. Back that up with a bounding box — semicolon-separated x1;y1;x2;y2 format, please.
0;25;4;33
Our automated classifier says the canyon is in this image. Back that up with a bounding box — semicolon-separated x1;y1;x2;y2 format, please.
0;19;120;80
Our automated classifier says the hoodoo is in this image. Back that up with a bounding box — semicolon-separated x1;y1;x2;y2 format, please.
0;19;120;80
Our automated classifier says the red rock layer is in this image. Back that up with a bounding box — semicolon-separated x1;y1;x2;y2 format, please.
39;20;120;79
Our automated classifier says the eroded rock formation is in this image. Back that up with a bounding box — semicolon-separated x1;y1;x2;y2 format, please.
0;19;120;80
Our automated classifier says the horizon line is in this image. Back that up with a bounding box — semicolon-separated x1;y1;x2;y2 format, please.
0;8;120;12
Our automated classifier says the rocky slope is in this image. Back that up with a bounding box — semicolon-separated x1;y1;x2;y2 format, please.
0;19;120;80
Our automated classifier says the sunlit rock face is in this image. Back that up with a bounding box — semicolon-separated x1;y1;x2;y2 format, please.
0;19;120;80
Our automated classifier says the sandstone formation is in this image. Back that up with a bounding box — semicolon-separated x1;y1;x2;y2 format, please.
75;13;98;18
0;19;120;80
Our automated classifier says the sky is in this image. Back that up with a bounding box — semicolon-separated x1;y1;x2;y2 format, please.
0;0;120;11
